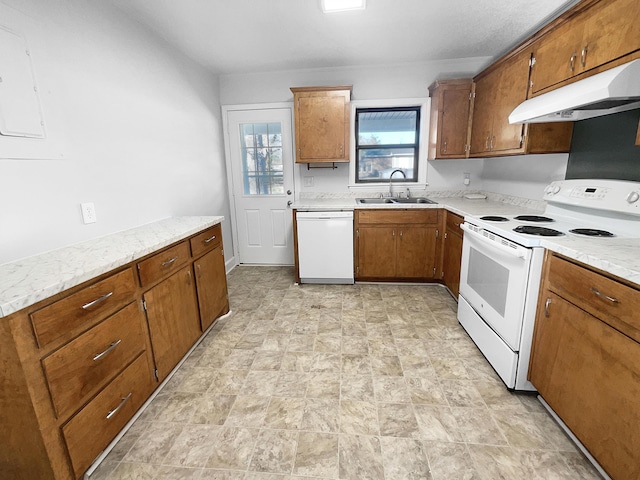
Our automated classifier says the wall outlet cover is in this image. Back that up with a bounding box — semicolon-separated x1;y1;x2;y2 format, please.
81;202;97;224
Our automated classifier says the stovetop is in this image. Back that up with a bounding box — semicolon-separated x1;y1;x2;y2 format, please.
465;179;640;248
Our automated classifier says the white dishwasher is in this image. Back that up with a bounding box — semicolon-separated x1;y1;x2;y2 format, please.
296;211;354;284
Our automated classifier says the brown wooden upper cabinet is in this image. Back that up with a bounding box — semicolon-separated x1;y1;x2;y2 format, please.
427;79;473;159
291;86;352;163
530;0;640;96
470;49;573;157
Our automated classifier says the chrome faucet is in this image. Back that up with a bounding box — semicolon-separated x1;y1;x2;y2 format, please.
388;169;406;198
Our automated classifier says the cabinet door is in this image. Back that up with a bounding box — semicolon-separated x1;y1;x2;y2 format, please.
357;226;396;278
579;0;640;73
469;74;496;155
530;18;584;95
396;226;437;279
442;227;463;297
144;266;200;381
194;245;229;331
437;83;472;158
293;88;351;163
530;291;640;480
490;51;528;153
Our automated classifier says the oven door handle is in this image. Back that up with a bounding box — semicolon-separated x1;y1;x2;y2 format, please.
460;223;531;260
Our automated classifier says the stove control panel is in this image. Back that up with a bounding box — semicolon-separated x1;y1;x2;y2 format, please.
544;179;640;216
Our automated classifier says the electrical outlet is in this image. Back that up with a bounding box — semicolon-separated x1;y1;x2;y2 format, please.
463;172;471;186
80;202;97;224
303;176;314;187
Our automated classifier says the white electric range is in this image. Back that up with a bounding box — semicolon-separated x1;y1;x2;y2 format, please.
457;179;640;391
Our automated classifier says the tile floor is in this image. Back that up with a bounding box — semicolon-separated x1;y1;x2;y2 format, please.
91;266;602;480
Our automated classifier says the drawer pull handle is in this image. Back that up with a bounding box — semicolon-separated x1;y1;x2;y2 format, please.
544;297;552;317
106;392;132;420
161;256;178;267
93;339;122;361
203;235;216;244
82;291;113;310
590;287;618;303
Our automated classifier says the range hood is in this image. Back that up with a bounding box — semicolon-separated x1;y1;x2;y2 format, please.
509;59;640;124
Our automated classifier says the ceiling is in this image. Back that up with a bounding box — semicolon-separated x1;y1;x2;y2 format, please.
105;0;578;76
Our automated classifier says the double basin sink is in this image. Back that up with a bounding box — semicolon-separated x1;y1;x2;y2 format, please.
357;197;437;205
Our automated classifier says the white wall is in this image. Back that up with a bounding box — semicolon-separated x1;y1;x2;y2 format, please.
220;58;494;195
480;153;569;200
0;0;231;264
219;59;568;198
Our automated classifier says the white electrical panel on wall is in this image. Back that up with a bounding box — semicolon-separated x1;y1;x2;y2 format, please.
0;25;45;139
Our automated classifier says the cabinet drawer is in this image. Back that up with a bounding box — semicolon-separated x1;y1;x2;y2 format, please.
62;353;154;478
30;268;137;349
42;301;146;420
547;255;640;342
357;209;439;225
446;212;464;233
190;224;222;257
137;241;190;287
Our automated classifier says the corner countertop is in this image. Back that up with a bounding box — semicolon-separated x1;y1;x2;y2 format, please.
0;216;224;318
293;194;640;287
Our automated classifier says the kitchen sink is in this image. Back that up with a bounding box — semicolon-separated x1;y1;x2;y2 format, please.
357;197;437;205
357;198;396;204
392;197;437;204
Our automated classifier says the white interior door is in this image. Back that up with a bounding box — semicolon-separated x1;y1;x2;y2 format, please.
226;108;295;265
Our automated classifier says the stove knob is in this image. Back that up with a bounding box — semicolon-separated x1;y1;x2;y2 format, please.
627;191;640;204
544;184;560;195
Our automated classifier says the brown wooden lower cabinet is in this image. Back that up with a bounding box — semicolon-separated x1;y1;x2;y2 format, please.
441;211;464;297
355;209;441;281
194;244;230;331
529;254;640;480
0;222;229;480
62;354;155;478
143;266;201;382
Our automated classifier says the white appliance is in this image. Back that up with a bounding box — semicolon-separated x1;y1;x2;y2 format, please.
509;59;640;124
296;210;354;284
458;179;640;391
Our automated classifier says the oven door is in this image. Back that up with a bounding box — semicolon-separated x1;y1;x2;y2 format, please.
459;223;532;351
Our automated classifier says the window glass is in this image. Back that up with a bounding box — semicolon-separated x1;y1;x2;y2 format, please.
240;123;284;195
356;107;420;183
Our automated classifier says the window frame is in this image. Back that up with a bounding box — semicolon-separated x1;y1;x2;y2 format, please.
348;98;429;189
355;106;421;184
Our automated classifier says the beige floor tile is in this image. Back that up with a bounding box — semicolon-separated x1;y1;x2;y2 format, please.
206;426;257;470
413;405;462;443
370;355;404;376
340;399;379;435
263;397;304;430
314;335;342;353
123;422;182;464
380;436;431;479
248;429;297;474
341;354;371;374
338;434;385;480
373;376;411;403
225;395;270;427
440;380;486;408
305;372;341;399
423;441;481;480
293;431;339;478
192;394;236;425
405;376;448;406
301;398;340;432
341;336;369;354
377;402;421;438
451;407;507;445
163;424;220;468
341;374;375;402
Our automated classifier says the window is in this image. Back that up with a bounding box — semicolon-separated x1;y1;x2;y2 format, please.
239;122;283;195
355;106;420;183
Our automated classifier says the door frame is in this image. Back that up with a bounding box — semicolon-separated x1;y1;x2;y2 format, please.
221;102;298;267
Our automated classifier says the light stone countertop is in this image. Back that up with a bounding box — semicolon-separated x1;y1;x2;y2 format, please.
0;216;223;318
293;193;640;287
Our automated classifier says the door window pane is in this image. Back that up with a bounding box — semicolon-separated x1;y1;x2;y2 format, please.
240;123;284;195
